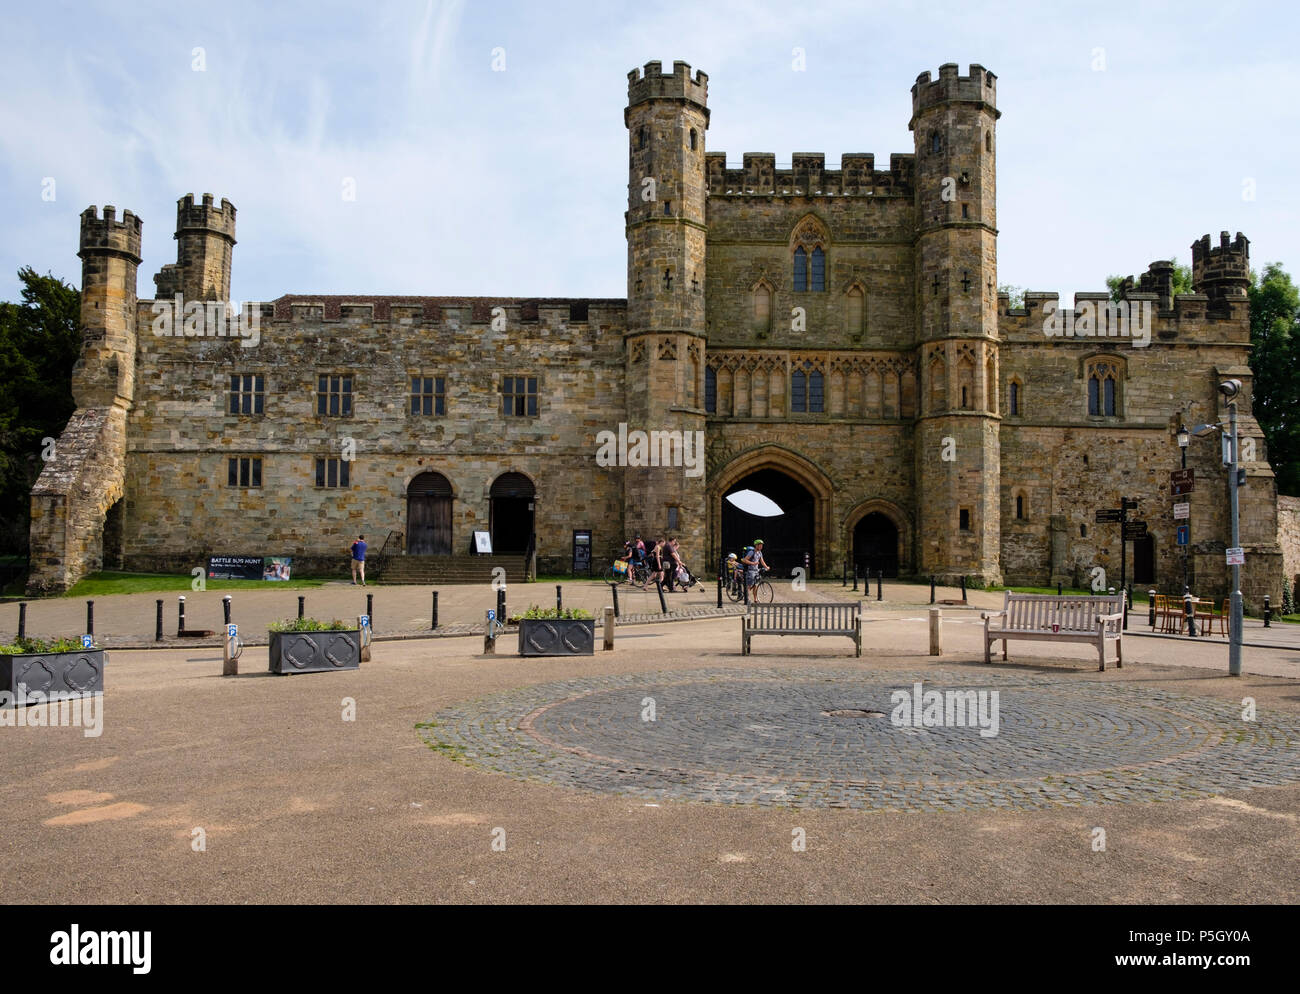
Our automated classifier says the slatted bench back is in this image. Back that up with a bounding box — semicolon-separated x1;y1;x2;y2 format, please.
749;602;859;632
1001;594;1122;633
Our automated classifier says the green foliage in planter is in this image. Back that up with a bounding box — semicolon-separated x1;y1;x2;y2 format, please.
0;636;90;655
267;617;352;633
510;605;593;623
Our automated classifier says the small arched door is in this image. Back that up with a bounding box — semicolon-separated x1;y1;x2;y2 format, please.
854;512;899;578
407;472;453;555
490;472;535;554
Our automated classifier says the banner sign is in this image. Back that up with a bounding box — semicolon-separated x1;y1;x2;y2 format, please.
208;556;293;581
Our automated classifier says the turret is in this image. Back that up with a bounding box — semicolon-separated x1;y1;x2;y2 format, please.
623;60;710;545
154;192;237;300
909;63;1003;583
1192;231;1250;307
73;205;142;408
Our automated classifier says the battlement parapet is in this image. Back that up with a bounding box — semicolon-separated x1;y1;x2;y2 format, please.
266;295;627;326
79;205;143;262
176;192;237;242
627;60;708;111
1000;285;1247;344
705;151;915;196
910;63;998;122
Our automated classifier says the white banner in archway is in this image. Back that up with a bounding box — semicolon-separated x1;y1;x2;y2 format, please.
725;489;784;517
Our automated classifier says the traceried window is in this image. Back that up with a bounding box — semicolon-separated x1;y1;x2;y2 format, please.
229;374;264;415
317;374;352;417
502;376;538;417
705;367;717;413
1008;380;1021;416
1086;360;1121;416
410;376;445;416
790;362;824;413
794;247;808;292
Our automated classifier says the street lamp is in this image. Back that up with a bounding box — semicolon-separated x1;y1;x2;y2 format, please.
1176;422;1190;593
1179;383;1244;676
1176;424;1189;467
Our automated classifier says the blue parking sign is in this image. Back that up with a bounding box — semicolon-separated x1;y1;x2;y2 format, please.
1176;525;1189;546
487;609;496;621
360;615;371;628
227;624;238;638
80;634;93;649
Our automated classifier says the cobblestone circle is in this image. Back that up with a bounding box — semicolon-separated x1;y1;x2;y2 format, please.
419;668;1300;810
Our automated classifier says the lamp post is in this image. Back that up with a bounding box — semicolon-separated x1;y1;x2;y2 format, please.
1177;423;1189;592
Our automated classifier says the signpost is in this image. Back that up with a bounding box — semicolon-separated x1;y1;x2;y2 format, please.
1094;497;1139;627
1172;502;1190;520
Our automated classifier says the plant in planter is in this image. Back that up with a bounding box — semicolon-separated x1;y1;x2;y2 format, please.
267;617;363;674
0;636;106;706
515;605;595;657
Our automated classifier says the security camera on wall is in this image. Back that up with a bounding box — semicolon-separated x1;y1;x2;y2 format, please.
1219;379;1242;399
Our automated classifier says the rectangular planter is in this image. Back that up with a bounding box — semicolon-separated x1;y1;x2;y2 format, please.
268;630;362;674
1;649;106;706
518;618;595;657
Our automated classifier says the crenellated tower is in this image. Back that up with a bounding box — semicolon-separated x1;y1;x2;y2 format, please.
623;61;709;545
910;63;1002;583
28;206;143;592
153;193;237;300
1192;231;1250;312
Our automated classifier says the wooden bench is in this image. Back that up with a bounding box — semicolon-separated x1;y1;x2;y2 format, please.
742;602;862;656
982;593;1125;671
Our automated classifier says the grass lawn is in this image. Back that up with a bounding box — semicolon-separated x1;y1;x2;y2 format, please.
63;572;329;598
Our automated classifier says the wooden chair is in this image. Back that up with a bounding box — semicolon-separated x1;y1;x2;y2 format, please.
1156;594;1183;634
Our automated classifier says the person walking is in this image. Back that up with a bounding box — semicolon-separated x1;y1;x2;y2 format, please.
350;534;367;585
664;537;683;593
649;538;667;590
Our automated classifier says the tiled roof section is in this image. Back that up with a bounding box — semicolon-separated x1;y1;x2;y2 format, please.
271;294;628;320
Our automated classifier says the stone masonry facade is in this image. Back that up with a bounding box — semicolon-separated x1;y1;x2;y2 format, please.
27;61;1285;606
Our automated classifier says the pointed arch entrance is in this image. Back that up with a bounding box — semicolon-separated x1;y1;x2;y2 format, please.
844;499;910;578
709;447;833;577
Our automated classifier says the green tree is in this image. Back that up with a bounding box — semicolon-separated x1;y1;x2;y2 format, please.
998;283;1025;309
0;267;81;553
1248;263;1300;495
1106;259;1194;302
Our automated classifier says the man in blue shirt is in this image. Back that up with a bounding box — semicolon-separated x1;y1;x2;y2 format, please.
350;534;367;585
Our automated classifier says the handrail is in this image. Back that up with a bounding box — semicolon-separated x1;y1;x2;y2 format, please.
369;529;401;581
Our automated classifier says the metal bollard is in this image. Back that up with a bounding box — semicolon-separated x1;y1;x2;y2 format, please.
960;575;967;601
367;593;374;629
877;570;883;602
484;610;496;655
1184;593;1197;637
930;576;935;604
929;607;942;656
178;595;186;636
223;621;242;677
804;552;810;579
18;602;26;641
297;595;305;620
843;561;848;587
496;588;505;628
716;571;722;608
1147;589;1156;628
556;585;562;614
655;578;668;614
1264;595;1271;628
1122;587;1128;631
155;599;163;641
86;600;94;637
852;566;858;593
609;583;620;619
1057;582;1063;596
432;591;439;630
223;595;232;625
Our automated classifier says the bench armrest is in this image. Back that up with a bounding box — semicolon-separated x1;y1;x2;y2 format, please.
1096;613;1124;624
981;611;1006;622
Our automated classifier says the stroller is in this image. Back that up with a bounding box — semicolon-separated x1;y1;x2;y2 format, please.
672;559;707;592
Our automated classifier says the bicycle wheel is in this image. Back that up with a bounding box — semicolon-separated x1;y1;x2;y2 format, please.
603;566;619;584
726;577;744;602
756;580;775;603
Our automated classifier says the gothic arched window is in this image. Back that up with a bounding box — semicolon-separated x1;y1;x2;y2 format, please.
1086;359;1122;416
790;362;824;413
794;247;807;292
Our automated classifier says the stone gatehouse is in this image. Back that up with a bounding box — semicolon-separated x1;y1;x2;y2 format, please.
28;61;1283;603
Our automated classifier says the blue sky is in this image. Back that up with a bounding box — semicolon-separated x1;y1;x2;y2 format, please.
1;0;1295;306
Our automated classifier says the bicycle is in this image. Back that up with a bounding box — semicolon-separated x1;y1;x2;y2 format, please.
727;566;773;603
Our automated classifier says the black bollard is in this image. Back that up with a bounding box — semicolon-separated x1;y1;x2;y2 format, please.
18;602;26;640
496;588;505;628
155;599;163;642
1147;589;1156;629
877;570;883;602
1057;582;1063;596
743;576;749;605
843;561;847;587
716;571;722;608
654;577;668;614
297;595;305;620
1184;593;1197;637
929;576;935;604
367;593;374;628
178;595;186;636
556;585;562;614
960;575;967;601
1122;587;1128;631
1264;595;1272;628
852;566;858;593
222;595;232;626
609;583;620;619
432;591;439;630
86;600;94;637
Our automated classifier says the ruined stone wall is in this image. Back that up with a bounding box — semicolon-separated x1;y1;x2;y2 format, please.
1277;495;1300;594
123;298;628;576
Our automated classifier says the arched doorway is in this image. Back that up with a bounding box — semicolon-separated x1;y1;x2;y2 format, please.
854;512;899;578
490;472;535;554
721;468;815;578
407;472;453;555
